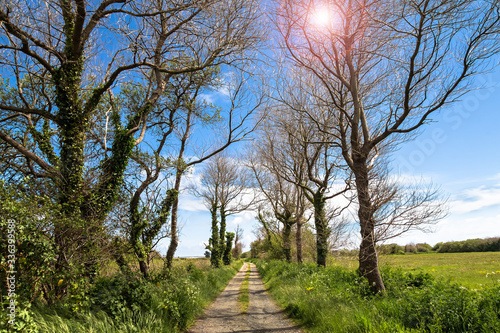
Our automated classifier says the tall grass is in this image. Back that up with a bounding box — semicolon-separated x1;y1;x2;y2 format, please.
254;260;500;333
28;260;243;333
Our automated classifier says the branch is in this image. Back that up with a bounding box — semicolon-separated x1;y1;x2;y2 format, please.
0;130;59;179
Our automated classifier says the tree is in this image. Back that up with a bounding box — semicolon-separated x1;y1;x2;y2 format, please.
251;97;351;266
275;0;500;292
164;74;263;269
371;168;447;243
232;224;244;258
193;153;255;267
248;152;309;262
223;231;235;265
0;0;262;281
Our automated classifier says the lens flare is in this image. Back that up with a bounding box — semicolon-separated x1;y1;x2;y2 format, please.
311;7;330;28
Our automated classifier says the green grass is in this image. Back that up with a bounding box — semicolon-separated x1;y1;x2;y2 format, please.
254;259;500;333
239;264;251;313
28;259;243;333
379;252;500;288
328;252;500;288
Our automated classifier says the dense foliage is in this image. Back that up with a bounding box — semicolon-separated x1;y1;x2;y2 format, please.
1;260;242;332
254;260;500;332
434;238;500;253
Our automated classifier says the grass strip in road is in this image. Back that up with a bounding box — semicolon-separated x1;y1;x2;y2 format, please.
239;264;251;313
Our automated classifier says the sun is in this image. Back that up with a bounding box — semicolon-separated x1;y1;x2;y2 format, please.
311;7;331;28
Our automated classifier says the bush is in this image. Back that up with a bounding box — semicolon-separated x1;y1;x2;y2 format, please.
378;243;405;255
405;244;418;254
31;260;243;332
416;243;433;253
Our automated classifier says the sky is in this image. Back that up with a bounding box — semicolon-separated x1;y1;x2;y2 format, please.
155;66;500;258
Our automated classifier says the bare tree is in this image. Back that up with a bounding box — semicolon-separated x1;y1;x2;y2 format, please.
275;0;500;292
371;168;447;243
192;153;255;267
251;99;352;266
248;150;309;262
164;73;264;269
232;224;244;258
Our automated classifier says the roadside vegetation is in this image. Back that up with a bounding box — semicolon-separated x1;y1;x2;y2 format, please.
254;259;500;333
27;260;242;333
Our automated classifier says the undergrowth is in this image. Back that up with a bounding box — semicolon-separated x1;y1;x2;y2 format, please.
19;261;242;333
254;260;500;333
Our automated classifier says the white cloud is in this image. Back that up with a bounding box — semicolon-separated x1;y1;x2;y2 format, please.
198;93;215;105
230;210;255;225
178;193;206;212
449;183;500;214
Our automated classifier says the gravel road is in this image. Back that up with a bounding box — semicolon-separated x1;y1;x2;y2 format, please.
187;262;303;333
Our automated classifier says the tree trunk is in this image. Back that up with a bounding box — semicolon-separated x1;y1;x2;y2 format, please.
166;108;192;269
353;157;386;293
165;171;182;269
210;201;220;268
219;205;227;262
313;191;329;267
296;219;303;263
283;221;292;263
223;232;235;265
139;260;149;278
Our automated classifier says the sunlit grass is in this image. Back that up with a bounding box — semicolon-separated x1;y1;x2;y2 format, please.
254;259;500;333
33;259;241;333
378;252;500;288
327;251;500;288
239;264;251;313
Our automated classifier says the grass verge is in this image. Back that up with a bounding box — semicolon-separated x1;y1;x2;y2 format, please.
254;259;500;333
29;260;243;333
239;264;251;313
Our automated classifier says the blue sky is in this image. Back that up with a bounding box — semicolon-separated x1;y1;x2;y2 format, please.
156;67;500;258
390;67;500;246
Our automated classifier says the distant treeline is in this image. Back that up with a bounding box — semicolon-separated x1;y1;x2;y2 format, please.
378;237;500;255
433;237;500;253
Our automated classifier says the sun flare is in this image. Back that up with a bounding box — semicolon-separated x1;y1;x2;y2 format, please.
311;7;330;28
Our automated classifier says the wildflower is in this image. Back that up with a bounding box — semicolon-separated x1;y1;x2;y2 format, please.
58;279;64;286
479;271;486;274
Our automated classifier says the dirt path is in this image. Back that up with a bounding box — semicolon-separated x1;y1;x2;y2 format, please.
187;262;303;333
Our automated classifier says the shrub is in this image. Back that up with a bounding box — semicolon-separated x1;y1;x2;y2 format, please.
405;243;418;254
416;243;433;253
31;260;243;332
378;243;405;255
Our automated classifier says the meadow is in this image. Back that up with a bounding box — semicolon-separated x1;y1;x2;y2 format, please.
329;252;500;288
254;253;500;332
379;252;500;288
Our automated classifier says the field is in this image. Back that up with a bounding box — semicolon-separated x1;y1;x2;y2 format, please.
329;251;500;288
379;252;500;288
255;256;500;332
